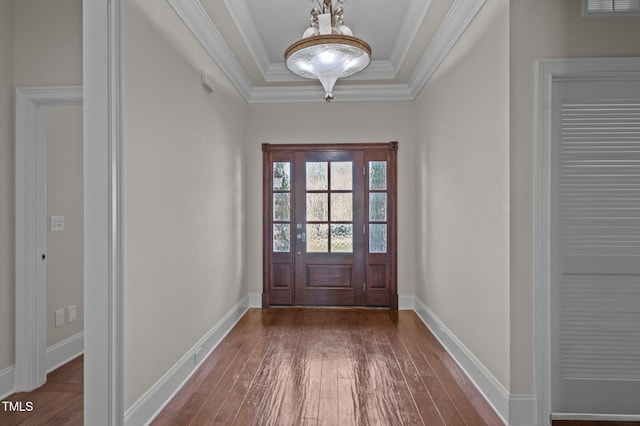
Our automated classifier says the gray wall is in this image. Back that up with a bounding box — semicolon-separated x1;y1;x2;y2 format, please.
0;0;15;371
509;0;640;394
122;0;249;409
415;0;511;391
245;102;419;300
46;105;84;348
0;0;82;372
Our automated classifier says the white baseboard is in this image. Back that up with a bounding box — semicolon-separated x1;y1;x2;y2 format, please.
510;394;538;425
552;413;640;422
0;365;15;400
124;294;253;426
0;333;84;400
398;294;415;310
46;332;84;373
412;296;538;425
122;293;538;426
246;292;262;308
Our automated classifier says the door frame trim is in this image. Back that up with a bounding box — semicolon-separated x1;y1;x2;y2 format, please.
262;142;398;308
83;0;125;423
534;57;640;425
15;86;83;392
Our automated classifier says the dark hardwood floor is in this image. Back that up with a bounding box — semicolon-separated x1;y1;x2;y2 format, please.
153;308;503;425
1;309;638;425
0;355;83;425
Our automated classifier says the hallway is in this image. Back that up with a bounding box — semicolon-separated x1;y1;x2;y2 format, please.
3;309;640;424
153;308;501;425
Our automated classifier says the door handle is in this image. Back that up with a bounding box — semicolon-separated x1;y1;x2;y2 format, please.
296;232;306;242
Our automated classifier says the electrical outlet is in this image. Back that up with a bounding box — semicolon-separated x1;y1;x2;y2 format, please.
55;309;65;327
68;305;76;322
193;347;202;365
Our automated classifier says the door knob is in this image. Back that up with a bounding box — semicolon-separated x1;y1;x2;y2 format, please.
296;232;306;242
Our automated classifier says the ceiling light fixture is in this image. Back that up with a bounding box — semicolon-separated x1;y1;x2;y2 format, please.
285;0;371;102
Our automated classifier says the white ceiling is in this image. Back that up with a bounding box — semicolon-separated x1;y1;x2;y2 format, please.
167;0;486;103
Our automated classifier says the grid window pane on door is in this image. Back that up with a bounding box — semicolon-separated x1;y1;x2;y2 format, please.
369;161;387;253
305;161;353;253
273;161;291;252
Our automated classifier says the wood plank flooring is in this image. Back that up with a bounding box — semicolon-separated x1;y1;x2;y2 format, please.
153;308;503;425
0;355;83;425
2;309;638;425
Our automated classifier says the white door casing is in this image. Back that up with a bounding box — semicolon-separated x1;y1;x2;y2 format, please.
83;0;124;424
15;86;83;392
535;57;640;424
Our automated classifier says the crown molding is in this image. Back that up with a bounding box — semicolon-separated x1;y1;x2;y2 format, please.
389;0;432;70
248;84;413;103
223;0;271;77
265;60;397;82
408;0;487;97
170;0;485;103
224;0;430;83
168;0;253;101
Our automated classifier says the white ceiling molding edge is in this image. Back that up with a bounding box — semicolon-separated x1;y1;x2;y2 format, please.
224;0;430;83
407;0;487;96
169;0;486;103
265;61;397;83
167;0;254;100
388;0;433;70
222;0;271;78
249;84;414;104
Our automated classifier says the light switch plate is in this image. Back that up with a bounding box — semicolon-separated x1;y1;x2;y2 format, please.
68;305;76;322
55;309;65;327
51;215;64;231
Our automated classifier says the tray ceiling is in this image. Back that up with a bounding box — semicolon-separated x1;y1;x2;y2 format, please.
167;0;487;102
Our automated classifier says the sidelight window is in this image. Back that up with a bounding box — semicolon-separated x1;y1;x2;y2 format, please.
273;162;291;252
368;161;388;253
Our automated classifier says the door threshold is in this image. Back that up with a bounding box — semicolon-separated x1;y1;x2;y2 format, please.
267;305;391;310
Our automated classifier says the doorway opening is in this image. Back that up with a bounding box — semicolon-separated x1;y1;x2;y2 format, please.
262;142;398;308
15;86;84;392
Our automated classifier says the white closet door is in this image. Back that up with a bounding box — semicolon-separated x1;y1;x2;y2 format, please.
551;79;640;416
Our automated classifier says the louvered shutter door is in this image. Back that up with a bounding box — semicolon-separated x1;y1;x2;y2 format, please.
553;81;640;415
584;0;640;14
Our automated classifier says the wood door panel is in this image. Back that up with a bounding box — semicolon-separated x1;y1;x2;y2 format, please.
263;143;397;308
272;263;292;288
306;264;353;288
293;149;363;306
364;288;392;306
297;289;357;306
367;264;388;288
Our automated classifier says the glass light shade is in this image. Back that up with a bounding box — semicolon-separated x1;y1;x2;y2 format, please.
285;35;371;101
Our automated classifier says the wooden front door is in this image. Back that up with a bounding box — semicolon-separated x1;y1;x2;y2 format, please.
263;143;397;308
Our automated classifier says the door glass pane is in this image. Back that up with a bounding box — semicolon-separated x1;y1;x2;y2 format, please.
331;224;353;253
331;161;352;190
306;162;328;190
369;224;387;253
331;193;353;221
369;161;387;190
369;193;387;221
306;193;328;221
273;224;290;252
273;162;290;191
307;224;328;252
273;193;290;221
